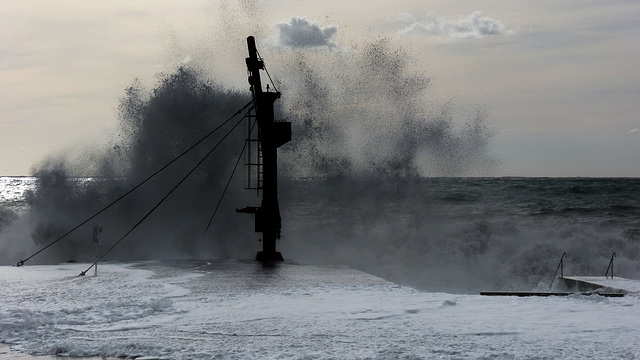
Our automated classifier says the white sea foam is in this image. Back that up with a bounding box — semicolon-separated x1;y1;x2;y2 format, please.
1;260;639;359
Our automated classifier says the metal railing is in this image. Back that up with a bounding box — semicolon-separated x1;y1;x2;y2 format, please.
605;252;616;279
549;252;567;290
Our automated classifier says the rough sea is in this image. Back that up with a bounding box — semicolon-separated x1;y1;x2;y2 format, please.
2;176;638;294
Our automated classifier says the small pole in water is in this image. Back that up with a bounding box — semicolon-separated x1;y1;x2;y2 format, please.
92;225;102;276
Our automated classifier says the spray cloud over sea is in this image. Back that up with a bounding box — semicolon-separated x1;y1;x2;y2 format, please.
1;2;639;293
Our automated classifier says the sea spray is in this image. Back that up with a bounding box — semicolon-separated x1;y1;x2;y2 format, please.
12;68;260;263
9;32;498;264
2;20;637;292
274;38;498;177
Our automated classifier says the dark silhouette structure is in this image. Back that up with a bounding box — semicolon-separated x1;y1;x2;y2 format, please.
237;36;291;261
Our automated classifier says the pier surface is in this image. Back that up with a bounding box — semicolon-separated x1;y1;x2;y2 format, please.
560;276;640;294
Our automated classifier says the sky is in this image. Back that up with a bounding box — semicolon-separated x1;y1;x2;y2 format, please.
1;0;639;177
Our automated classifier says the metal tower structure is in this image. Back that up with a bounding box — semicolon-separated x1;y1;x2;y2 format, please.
237;36;291;261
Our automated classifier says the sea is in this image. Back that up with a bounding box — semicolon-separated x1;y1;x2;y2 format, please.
2;175;639;294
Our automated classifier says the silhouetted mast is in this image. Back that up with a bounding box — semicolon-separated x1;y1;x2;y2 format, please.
237;36;291;261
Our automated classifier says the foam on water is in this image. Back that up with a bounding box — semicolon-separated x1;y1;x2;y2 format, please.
1;260;639;359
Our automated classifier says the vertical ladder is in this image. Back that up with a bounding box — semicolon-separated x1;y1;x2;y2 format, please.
244;112;263;195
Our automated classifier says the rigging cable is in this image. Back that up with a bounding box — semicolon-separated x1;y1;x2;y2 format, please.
255;48;279;93
79;108;250;276
203;116;257;235
16;101;253;267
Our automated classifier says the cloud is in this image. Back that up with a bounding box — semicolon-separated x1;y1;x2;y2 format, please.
386;12;417;24
395;11;511;40
276;16;338;48
628;128;640;134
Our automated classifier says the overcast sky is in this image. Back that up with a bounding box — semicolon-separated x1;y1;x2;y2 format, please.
1;0;639;176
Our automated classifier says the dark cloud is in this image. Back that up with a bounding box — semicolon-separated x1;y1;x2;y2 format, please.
276;16;338;48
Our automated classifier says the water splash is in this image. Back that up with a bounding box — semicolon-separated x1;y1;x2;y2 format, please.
12;68;258;263
274;38;498;177
0;12;514;292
